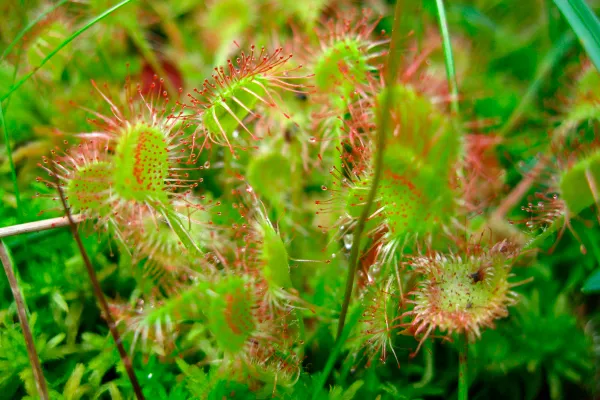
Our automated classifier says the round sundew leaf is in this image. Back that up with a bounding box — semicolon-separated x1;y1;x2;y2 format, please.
65;161;113;215
378;165;454;240
378;169;432;236
202;77;266;142
374;84;459;240
435;259;510;313
207;277;256;354
568;68;600;124
411;247;516;338
258;220;293;289
114;123;170;204
378;84;462;177
314;38;369;101
247;152;292;212
559;149;600;216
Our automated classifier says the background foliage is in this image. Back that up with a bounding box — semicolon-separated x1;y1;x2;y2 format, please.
1;0;599;399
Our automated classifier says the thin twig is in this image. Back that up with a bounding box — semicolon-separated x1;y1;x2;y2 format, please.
0;241;49;400
0;215;83;239
50;165;145;399
336;0;404;341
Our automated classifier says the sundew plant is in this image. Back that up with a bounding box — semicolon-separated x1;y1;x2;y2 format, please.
1;1;600;399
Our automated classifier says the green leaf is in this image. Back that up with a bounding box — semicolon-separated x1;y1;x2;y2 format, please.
554;0;600;72
435;0;459;114
559;149;600;215
582;268;600;293
51;291;69;313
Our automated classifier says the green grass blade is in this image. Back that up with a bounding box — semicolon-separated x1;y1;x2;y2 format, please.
0;101;23;222
435;0;459;114
0;0;133;102
1;0;69;61
554;0;600;72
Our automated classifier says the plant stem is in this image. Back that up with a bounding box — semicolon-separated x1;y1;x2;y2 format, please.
435;0;459;115
0;215;83;239
50;165;145;399
314;304;363;400
458;334;469;400
413;340;434;388
0;241;49;400
336;0;404;341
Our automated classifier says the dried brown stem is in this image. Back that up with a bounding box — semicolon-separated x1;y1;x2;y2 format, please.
0;241;49;400
50;165;145;399
0;214;83;239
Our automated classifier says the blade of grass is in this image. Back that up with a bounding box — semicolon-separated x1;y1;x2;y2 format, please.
554;0;600;73
0;241;49;400
435;0;460;115
4;38;24;112
0;0;133;102
1;0;69;60
0;101;23;221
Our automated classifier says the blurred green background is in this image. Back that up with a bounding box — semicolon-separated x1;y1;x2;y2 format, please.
1;1;600;399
